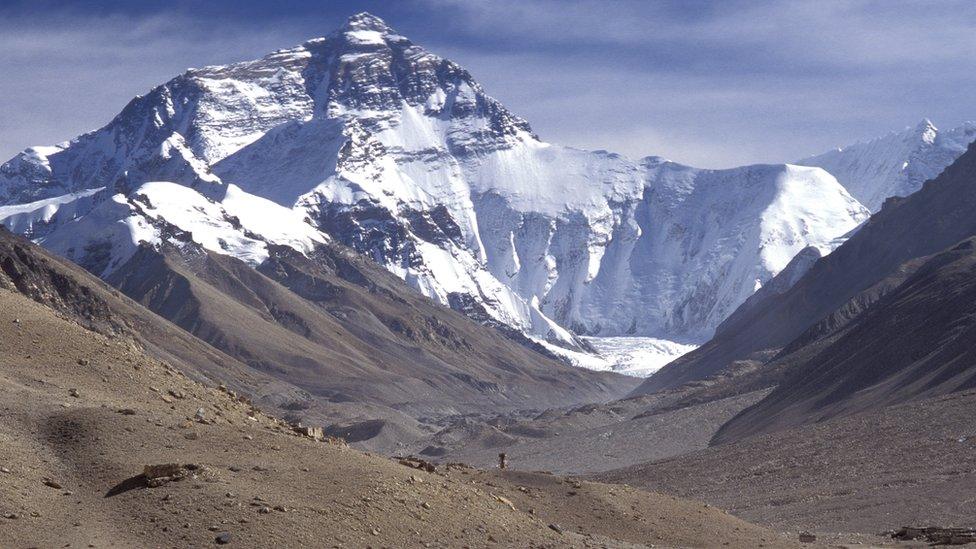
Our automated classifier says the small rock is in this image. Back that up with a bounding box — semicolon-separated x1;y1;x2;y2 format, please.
68;388;80;398
13;318;21;324
169;389;186;400
0;467;11;474
184;432;200;440
548;524;564;535
194;408;207;422
215;532;232;544
228;466;242;472
3;513;19;519
799;532;817;543
117;408;137;415
77;358;89;366
293;425;324;440
273;505;287;513
257;507;272;514
143;463;206;487
491;494;517;512
242;435;253;441
43;479;63;489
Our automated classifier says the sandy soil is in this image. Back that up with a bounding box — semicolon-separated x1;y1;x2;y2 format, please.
0;288;797;548
600;390;976;543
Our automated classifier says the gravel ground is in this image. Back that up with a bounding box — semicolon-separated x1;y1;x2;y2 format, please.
0;288;798;548
599;390;976;542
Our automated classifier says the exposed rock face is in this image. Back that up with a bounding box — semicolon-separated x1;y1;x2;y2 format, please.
0;12;868;351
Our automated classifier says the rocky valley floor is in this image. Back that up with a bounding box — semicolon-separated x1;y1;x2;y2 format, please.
415;374;976;547
0;288;799;548
599;389;976;542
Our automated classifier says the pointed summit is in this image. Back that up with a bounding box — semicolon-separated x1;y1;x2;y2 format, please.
913;118;938;144
343;12;393;33
915;117;937;131
329;12;397;49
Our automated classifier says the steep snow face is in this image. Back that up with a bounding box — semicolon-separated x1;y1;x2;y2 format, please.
567;161;868;339
799;119;976;212
0;12;870;350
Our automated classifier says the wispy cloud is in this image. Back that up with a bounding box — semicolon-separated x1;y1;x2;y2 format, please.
2;1;975;167
421;0;976;166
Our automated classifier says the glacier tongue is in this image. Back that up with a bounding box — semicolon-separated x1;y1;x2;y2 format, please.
544;336;700;378
0;12;872;360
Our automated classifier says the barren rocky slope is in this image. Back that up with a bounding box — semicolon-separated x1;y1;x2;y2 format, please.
0;287;795;548
600;390;976;542
713;236;976;443
0;226;636;454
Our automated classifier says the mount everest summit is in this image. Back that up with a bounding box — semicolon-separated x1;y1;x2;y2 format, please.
1;13;965;367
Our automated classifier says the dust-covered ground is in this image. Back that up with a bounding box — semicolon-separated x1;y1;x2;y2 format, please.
0;288;798;548
599;390;976;544
422;389;769;475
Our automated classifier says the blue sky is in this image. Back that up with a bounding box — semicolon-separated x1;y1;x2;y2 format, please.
2;0;975;167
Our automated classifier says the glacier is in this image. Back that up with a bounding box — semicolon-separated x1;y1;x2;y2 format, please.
0;13;872;367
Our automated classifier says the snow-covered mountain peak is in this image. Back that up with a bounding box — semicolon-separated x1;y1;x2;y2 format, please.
914;118;938;143
800;120;976;212
342;12;394;33
0;14;872;365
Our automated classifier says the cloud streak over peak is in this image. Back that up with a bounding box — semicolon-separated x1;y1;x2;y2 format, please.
1;0;974;167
